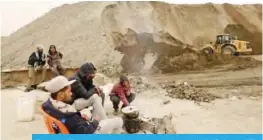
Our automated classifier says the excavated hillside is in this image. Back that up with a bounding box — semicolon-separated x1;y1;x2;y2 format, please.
1;2;262;73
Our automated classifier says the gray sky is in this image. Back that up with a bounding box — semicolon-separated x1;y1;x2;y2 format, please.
0;0;261;36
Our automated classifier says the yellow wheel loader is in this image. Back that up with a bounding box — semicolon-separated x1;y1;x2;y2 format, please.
200;34;252;56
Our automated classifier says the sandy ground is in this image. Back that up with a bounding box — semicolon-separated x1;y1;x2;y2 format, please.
1;89;262;140
1;63;262;140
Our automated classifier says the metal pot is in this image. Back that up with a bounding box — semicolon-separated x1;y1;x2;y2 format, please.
121;106;140;119
124;118;141;133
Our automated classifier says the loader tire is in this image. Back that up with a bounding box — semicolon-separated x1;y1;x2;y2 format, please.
221;45;236;56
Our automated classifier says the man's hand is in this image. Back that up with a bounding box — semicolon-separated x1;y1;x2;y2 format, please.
35;66;41;72
122;104;130;109
94;116;100;121
95;87;101;96
81;114;89;120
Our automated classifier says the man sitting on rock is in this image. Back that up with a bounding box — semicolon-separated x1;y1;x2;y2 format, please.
25;44;47;92
110;75;136;115
68;62;107;120
42;76;123;134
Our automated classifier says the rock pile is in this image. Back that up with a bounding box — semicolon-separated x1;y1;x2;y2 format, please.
98;57;123;77
140;114;176;134
93;73;113;86
162;82;218;103
128;76;218;103
129;76;161;94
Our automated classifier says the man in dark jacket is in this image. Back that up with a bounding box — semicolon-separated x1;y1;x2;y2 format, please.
25;44;47;92
42;76;123;134
68;62;107;120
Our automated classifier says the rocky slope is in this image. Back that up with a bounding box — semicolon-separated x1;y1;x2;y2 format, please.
1;2;262;71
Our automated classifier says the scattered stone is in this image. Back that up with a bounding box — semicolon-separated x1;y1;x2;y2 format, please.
237;96;242;100
98;55;123;77
127;76;218;103
140;114;176;134
229;96;238;100
250;96;258;100
162;100;171;105
129;76;160;94
162;82;219;103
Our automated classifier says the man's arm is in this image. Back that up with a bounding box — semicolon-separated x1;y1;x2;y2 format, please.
41;54;46;66
90;80;95;89
59;52;63;59
46;54;52;66
74;119;99;134
67;113;99;134
117;89;129;106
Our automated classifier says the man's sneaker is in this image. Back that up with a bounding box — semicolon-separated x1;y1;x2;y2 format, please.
31;85;37;89
24;87;33;92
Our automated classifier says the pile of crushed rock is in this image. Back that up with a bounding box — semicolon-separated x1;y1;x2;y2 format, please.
127;76;218;103
161;82;219;103
98;57;123;77
129;76;163;94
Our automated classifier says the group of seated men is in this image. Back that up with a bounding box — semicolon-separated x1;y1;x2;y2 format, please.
27;45;136;134
25;44;65;92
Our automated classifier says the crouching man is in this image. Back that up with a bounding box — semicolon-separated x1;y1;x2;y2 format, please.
42;76;123;134
69;62;107;120
110;75;136;115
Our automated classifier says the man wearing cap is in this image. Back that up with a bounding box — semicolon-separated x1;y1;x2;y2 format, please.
25;44;47;92
42;76;123;134
68;62;107;120
110;75;136;115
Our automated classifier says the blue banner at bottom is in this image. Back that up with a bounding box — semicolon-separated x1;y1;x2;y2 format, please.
33;134;262;140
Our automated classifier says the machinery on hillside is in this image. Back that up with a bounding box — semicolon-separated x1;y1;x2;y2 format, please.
200;34;252;56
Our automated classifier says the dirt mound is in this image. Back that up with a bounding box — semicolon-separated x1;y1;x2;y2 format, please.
1;2;261;70
151;47;261;73
1;2;121;70
224;24;262;54
152;48;202;73
224;57;262;71
162;82;219;103
101;2;261;72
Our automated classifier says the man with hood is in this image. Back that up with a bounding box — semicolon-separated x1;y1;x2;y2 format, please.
68;62;107;120
25;44;47;92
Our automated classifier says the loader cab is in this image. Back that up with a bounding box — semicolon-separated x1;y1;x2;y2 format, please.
216;34;232;45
